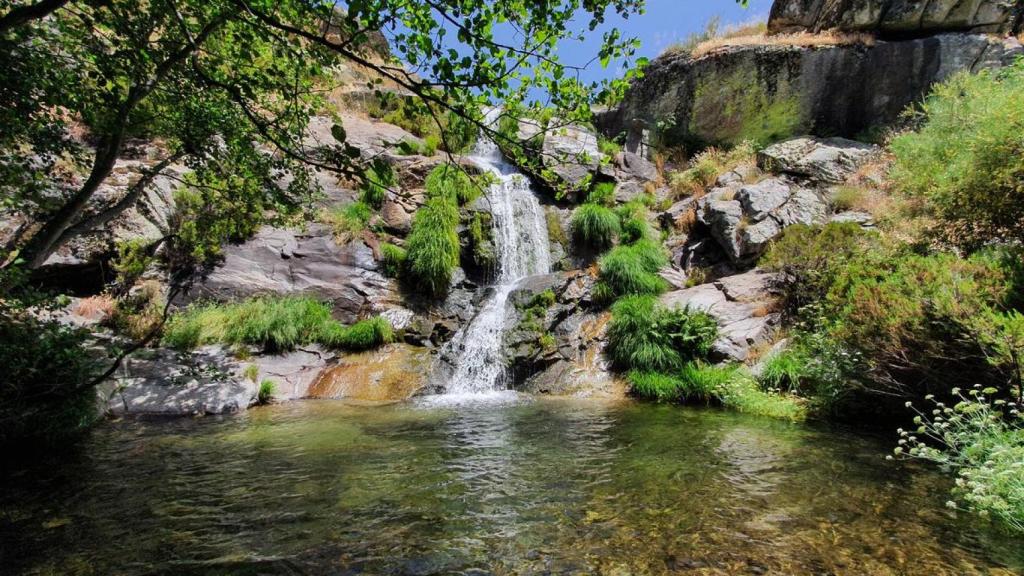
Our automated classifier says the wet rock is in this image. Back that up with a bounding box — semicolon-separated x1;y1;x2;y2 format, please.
306;344;434;402
187;224;397;324
659;270;782;362
240;346;334;400
99;346;256;416
757;137;877;184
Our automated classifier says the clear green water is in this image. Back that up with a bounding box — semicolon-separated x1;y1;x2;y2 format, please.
2;398;1022;575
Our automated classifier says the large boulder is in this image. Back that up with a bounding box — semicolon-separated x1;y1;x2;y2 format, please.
188;224;398;324
769;0;1024;35
659;270;783;362
757;136;878;184
598;34;1022;152
99;346;256;416
698;176;828;262
541;123;601;193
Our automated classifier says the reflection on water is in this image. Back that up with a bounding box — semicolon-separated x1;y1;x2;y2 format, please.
1;399;1022;575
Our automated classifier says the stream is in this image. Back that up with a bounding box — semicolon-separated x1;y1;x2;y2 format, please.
2;399;1023;575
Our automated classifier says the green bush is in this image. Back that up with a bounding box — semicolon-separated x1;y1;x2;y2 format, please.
360;161;396;208
405;195;460;297
627;371;686;401
570;203;620;251
598;239;669;298
163;297;393;353
761;222;878;314
0;312;100;448
380;243;407;278
898;386;1024;532
607;295;718;373
890;61;1024;250
597;137;622;157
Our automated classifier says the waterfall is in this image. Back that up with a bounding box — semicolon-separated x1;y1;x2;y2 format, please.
441;109;551;398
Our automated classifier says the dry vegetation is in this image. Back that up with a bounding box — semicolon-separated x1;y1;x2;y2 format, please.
692;30;875;59
664;18;875;60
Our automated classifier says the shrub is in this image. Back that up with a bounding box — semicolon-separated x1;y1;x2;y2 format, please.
890;61;1024;250
0;312;100;448
360;161;395;208
586;181;616;206
717;375;807;421
761;222;878;314
163;297;393;353
257;379;276;404
598;239;669;298
426;164;479;205
323;201;372;239
759;348;808;392
570;203;620;251
669;141;756;197
607;295;718;373
380;243;407;278
405;195;460;297
897;386;1024;532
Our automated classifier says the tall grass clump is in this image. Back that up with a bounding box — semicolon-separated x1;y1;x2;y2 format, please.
897;386;1024;532
379;243;407;278
607;295;718;373
890;61;1024;250
426;164;479;205
669;141;756;198
405;196;460;297
257;379;277;405
570;203;620;251
323;201;372;240
360;160;396;208
586;181;616;206
163;297;393;353
597;239;670;298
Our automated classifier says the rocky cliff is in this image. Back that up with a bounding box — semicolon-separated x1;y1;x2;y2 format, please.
599;5;1022;152
769;0;1024;35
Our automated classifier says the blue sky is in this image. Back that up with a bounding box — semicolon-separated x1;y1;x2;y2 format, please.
555;0;775;84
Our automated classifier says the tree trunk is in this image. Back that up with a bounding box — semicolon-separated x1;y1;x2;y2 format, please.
0;0;69;32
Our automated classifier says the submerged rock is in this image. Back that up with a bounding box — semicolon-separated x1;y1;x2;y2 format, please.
306;344;435;402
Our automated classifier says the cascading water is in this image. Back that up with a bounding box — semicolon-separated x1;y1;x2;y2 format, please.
441;110;551;397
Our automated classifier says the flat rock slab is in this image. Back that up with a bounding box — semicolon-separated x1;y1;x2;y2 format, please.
659;270;782;362
307;344;434;402
100;346;255;416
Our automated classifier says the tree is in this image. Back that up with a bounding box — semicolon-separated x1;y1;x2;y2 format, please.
0;0;664;272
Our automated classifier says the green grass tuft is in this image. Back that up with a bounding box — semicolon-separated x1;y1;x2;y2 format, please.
598;239;669;298
586;181;617;206
380;243;407;278
404;195;460;298
426;164;479;205
607;296;718;373
163;297;393;353
570;203;620;251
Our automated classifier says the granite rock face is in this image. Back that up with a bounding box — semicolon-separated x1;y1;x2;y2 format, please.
769;0;1024;35
99;346;256;416
698;176;829;263
542;123;601;193
659;270;783;362
757;137;878;184
599;34;1022;152
187;224;398;324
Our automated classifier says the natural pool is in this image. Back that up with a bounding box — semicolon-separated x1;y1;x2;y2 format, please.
2;397;1022;575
